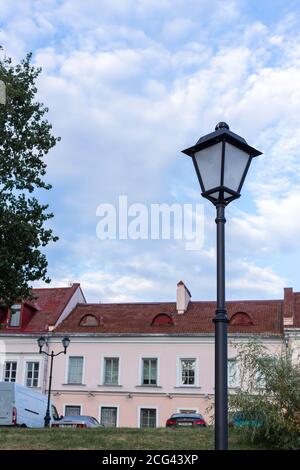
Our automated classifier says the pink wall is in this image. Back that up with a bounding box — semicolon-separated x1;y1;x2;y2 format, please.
0;334;284;427
53;393;209;427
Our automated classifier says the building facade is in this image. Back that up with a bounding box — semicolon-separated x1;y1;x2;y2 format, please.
0;283;86;394
1;282;300;427
46;333;282;428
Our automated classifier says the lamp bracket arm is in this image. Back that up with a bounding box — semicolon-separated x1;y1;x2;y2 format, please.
54;350;66;357
39;350;65;357
40;350;50;357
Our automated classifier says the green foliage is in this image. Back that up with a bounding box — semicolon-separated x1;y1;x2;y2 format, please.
229;339;300;449
0;47;59;306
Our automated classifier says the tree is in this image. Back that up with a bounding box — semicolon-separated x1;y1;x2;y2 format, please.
229;339;300;449
0;47;59;306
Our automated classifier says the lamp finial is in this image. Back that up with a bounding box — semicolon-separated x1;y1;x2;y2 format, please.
215;122;229;131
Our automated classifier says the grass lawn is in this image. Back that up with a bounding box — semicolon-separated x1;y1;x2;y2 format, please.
0;427;266;450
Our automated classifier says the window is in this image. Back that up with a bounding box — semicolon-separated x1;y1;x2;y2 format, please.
79;314;99;326
104;358;119;385
68;357;84;384
180;359;196;385
151;314;173;326
51;405;60;420
100;407;117;427
179;409;197;414
4;362;17;382
65;405;81;416
255;370;266;388
229;312;253;326
140;408;157;428
9;304;21;327
142;358;157;385
228;359;239;388
25;362;39;387
255;358;272;389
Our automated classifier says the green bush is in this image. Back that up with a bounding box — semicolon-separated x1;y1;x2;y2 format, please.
229;340;300;449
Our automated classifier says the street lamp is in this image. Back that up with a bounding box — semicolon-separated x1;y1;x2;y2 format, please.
38;336;70;427
182;122;262;450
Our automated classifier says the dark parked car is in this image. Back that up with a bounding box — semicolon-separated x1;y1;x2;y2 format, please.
166;413;207;428
52;415;103;428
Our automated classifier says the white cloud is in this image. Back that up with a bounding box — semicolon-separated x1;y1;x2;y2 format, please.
161;18;196;42
229;191;300;255
60;271;156;303
3;0;300;302
227;259;285;297
60;49;143;82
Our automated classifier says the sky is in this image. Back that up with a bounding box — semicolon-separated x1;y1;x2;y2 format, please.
1;0;300;303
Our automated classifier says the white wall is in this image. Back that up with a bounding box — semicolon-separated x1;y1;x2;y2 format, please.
54;286;86;328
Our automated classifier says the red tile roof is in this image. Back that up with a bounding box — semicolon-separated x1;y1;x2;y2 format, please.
0;284;80;333
55;298;283;335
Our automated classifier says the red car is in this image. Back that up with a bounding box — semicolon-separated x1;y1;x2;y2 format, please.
166;413;207;428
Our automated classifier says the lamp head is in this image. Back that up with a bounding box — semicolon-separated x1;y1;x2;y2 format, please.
37;336;46;353
62;336;70;353
182;123;262;205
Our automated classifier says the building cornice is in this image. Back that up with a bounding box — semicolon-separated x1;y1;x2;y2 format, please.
0;332;283;344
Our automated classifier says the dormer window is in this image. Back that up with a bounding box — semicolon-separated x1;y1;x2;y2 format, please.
79;314;99;326
9;304;21;327
151;313;174;326
229;312;253;326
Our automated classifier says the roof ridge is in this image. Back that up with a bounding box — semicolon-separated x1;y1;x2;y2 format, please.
33;285;79;291
76;301;177;306
74;299;282;307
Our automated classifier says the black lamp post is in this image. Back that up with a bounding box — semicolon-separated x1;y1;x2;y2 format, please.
182;122;262;450
37;336;70;427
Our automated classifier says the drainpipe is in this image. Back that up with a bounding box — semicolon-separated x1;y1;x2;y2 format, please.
41;336;50;394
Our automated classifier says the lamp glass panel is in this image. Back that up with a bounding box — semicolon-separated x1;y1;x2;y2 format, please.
209;192;221;200
223;143;250;192
194;142;222;191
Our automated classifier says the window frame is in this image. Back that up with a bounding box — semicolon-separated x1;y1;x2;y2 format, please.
228;358;240;388
254;358;272;389
178;358;198;387
103;357;120;386
67;356;85;385
138;407;158;428
177;407;199;414
8;304;22;327
64;404;82;416
25;361;40;388
99;405;119;428
3;361;18;382
141;357;159;386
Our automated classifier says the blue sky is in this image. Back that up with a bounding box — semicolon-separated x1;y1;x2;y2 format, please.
1;0;300;303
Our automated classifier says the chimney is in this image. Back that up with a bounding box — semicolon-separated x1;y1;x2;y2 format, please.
176;281;191;314
283;287;294;327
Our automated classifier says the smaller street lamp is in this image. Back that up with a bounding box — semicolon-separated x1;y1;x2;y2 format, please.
62;336;70;351
38;336;70;427
182;122;262;450
38;336;46;353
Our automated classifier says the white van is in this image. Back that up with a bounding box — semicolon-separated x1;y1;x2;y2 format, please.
0;381;60;427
